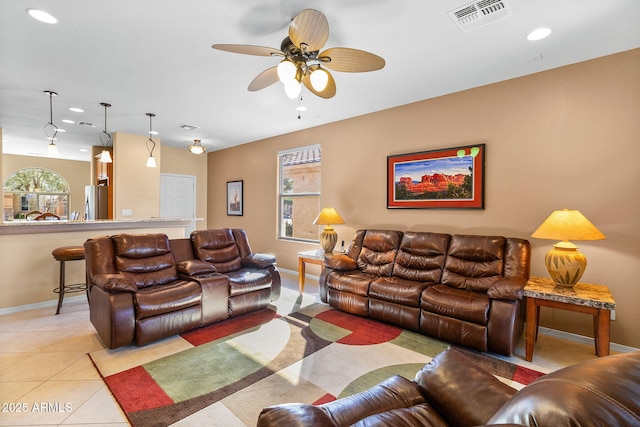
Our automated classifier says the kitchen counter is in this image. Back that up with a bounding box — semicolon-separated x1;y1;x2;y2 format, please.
0;218;196;312
0;217;194;235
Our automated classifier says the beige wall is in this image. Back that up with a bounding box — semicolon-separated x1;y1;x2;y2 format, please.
2;154;91;217
113;132;161;219
207;48;640;348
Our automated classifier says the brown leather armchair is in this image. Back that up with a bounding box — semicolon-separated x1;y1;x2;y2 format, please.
257;348;640;427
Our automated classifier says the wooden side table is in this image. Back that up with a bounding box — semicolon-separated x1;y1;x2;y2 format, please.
298;249;326;293
524;276;616;362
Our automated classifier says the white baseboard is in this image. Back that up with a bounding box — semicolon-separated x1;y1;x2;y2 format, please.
0;294;86;316
537;326;638;353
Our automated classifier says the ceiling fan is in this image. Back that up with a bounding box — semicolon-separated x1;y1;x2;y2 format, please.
212;9;385;99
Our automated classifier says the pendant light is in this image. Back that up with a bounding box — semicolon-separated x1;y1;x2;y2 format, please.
145;113;157;168
188;139;206;155
44;90;60;157
99;102;113;163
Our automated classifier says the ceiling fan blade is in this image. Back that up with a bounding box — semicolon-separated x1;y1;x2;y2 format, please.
319;47;385;72
212;44;283;57
248;67;280;91
289;9;329;52
303;70;336;99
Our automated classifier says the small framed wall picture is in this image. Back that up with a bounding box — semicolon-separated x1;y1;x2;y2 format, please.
227;180;243;216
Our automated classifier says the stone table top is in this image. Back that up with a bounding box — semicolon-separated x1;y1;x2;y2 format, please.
524;276;616;310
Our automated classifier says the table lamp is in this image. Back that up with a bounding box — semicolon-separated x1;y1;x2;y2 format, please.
531;209;606;287
313;207;345;253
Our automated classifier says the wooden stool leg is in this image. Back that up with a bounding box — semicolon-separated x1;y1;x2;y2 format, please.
55;260;66;315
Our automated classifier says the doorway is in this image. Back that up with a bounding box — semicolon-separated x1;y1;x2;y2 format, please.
160;173;196;237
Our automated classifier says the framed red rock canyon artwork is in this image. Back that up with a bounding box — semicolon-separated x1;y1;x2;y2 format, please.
387;144;485;209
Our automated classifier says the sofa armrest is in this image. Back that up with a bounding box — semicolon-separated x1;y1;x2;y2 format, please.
324;253;357;271
320;375;426;426
258;404;337;427
92;273;137;293
177;259;217;276
242;253;276;269
487;277;526;301
415;348;517;427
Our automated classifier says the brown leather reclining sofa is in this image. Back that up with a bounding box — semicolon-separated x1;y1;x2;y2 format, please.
320;230;530;356
257;348;640;427
84;228;280;349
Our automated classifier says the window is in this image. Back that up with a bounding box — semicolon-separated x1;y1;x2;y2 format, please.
278;145;321;241
3;168;70;220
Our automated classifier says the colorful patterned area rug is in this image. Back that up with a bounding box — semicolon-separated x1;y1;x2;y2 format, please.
89;303;544;427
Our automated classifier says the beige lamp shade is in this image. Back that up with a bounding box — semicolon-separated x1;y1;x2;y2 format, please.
313;207;345;253
531;209;605;287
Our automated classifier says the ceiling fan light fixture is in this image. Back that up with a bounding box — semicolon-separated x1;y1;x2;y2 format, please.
310;68;329;91
277;60;297;83
188;139;206;155
284;81;302;99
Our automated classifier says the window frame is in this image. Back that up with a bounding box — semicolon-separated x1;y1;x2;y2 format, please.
277;144;321;243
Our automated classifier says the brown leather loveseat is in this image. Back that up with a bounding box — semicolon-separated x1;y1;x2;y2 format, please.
257;348;640;427
320;230;530;356
84;229;280;349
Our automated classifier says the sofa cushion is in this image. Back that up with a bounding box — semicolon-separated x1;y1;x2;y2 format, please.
327;270;376;297
441;235;506;293
226;268;272;296
112;233;179;288
135;280;202;319
415;348;516;427
392;232;450;283
356;230;402;277
421;284;490;325
191;228;242;273
370;277;432;307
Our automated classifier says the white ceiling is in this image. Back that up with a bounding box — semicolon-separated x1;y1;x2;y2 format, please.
1;0;639;162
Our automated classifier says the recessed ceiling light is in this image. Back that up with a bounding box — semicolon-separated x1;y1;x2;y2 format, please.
150;131;158;135
527;27;551;41
56;128;66;132
69;107;83;113
61;119;74;124
26;8;58;24
79;148;88;152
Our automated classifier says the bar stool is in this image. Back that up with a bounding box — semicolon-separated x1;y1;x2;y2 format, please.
52;245;88;315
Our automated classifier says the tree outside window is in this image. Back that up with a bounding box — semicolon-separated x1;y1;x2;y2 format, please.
3;168;70;220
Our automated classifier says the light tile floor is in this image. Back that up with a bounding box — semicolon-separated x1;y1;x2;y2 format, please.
0;272;614;426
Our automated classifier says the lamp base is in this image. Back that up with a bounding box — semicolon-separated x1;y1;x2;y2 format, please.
320;226;337;253
544;243;587;287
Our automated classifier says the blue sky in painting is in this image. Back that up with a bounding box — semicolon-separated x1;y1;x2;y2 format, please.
394;156;472;183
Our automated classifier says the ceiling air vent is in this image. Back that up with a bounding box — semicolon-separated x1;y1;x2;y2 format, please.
180;124;199;131
76;121;95;127
449;0;513;32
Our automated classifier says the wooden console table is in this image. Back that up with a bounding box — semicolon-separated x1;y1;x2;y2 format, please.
297;249;326;293
524;276;616;362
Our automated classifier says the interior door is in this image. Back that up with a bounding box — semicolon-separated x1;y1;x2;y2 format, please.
160;173;196;237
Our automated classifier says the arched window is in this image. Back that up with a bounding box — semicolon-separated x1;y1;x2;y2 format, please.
3;168;70;220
